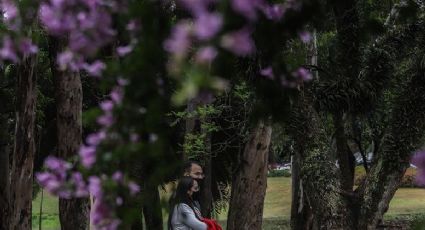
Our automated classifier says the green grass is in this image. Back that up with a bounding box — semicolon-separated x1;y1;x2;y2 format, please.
32;177;425;229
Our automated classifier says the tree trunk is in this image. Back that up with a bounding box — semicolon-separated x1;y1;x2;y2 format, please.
290;152;313;230
227;120;272;230
200;114;213;218
0;114;11;230
142;182;163;230
333;112;355;191
49;37;89;230
357;70;425;229
9;56;37;230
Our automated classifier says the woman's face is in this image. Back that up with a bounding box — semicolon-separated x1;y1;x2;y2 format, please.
187;180;199;197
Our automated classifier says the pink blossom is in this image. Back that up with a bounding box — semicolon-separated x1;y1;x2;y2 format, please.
299;31;312;43
116;45;134;57
261;4;285;21
83;60;106;77
231;0;264;21
194;13;222;40
97;113;115;127
163;21;192;57
0;36;18;62
19;38;38;56
86;131;106;146
100;100;114;112
88;176;103;198
79;145;97;168
221;28;256;56
292;67;312;81
110;87;124;104
2;0;18;20
195;46;217;64
112;171;123;183
260;66;274;79
128;181;140;195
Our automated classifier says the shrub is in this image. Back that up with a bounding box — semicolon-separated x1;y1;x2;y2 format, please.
267;169;291;177
354;167;419;188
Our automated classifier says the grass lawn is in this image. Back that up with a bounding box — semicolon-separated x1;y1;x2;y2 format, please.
32;177;425;229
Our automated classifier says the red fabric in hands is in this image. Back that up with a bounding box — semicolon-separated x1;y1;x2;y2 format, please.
202;218;222;230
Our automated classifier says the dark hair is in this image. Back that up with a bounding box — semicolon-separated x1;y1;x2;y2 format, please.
168;176;200;229
182;160;202;175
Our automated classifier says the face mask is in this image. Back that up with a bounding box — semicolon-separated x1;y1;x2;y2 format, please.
194;178;203;189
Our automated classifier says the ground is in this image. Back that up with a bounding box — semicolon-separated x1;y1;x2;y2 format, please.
32;177;425;230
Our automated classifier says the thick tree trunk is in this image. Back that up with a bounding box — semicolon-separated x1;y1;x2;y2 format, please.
142;182;163;230
49;37;89;230
290;152;313;230
357;71;425;229
9;56;37;230
227;120;272;230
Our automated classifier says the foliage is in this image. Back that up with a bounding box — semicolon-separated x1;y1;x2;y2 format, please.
267;169;291;178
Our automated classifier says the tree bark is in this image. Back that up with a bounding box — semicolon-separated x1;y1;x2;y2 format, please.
333;112;355;191
227;120;272;230
357;70;425;229
0;113;11;230
49;37;89;230
9;56;37;230
142;182;163;230
200;113;213;218
290;152;313;230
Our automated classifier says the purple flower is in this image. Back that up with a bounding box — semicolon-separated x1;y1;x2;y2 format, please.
19;38;38;56
88;176;103;198
117;78;129;86
116;45;133;56
112;171;123;183
299;31;312;43
231;0;264;21
36;172;61;192
126;19;141;32
128;181;140;195
163;21;192;57
260;66;274;79
72;172;89;197
83;60;106;77
0;36;18;62
195;46;217;64
2;0;18;20
194;13;222;40
110;87;124;104
97;113;115;127
292;67;312;81
57;51;84;71
221;28;256;56
79;145;97;168
45;156;72;172
100;100;114;112
261;4;285;21
86;131;106;146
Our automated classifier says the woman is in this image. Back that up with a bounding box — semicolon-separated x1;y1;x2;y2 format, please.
168;176;207;230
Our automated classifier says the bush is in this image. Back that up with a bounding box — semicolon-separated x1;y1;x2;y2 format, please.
268;169;291;177
354;167;419;188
